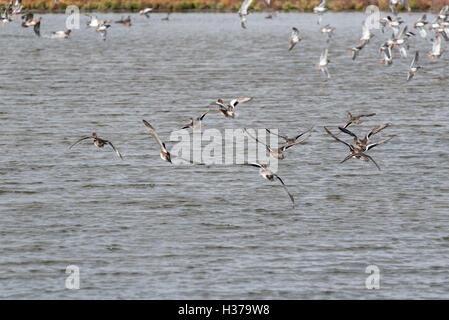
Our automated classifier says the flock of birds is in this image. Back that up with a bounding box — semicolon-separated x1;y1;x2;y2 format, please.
284;0;448;80
1;1;448;206
0;2;169;40
68;95;394;207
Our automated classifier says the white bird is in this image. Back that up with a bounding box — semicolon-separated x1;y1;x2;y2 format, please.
407;51;422;81
288;27;302;51
313;0;328;25
51;29;71;39
427;35;444;61
238;0;253;29
139;8;152;19
318;48;330;79
360;18;374;43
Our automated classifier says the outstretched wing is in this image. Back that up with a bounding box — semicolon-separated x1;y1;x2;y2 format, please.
106;141;123;160
238;0;253;15
365;136;394;151
324;126;353;149
367;123;390;139
33;21;41;37
69;136;93;149
338;126;359;140
273;173;295;206
142;119;167;151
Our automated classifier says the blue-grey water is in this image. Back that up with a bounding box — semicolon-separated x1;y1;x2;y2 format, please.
0;12;448;299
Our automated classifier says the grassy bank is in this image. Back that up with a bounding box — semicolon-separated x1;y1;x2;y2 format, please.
10;0;449;12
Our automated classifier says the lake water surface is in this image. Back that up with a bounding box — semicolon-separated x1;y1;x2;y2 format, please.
0;12;448;299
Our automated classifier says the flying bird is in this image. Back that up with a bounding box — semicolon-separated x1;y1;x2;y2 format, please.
69;133;123;160
142;120;172;163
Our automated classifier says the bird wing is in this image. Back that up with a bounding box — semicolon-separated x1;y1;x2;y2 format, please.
365;136;394;151
33;20;41;37
230;97;252;109
244;128;271;151
69;136;93;149
367;123;390;138
273;173;295;206
142;119;167;151
238;0;253;15
106;141;123;160
324;127;353;149
410;51;419;68
266;128;288;141
338;126;359;140
197;109;210;121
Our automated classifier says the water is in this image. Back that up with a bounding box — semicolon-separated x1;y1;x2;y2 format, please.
0;12;448;299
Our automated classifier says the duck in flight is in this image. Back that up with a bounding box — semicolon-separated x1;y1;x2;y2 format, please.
318;48;330;79
69;133;123;160
313;0;328;25
181;109;210;130
245;163;295;207
265;127;313;145
288;27;302;51
338;124;392;152
324;127;383;170
142;120;172;163
213;97;252;118
343;112;376;128
244;128;304;160
139;8;152;19
407;51;422;81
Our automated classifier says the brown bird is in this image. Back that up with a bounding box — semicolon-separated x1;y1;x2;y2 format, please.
142;120;172;163
69;133;123;160
343;112;376;128
324;126;385;170
338;124;391;151
265;127;313;145
244;128;302;160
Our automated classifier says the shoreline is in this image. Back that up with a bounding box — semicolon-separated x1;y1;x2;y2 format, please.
8;0;448;13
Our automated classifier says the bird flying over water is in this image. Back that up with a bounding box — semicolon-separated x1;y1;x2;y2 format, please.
238;0;253;29
288;27;302;51
69;133;123;160
407;51;422;81
142;120;172;163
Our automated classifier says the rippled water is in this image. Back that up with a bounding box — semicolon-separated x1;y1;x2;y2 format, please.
0;12;448;299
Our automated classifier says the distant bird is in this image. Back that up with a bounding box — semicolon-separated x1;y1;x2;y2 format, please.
69;133;123;160
96;22;110;41
139;8;152;19
213;97;253;119
265;11;278;19
238;0;252;29
1;8;12;27
313;0;328;25
413;14;428;38
320;24;335;42
265;127;313;145
324;127;382;170
142;120;172;163
245;163;295;206
379;42;393;66
349;41;367;60
33;17;42;37
338;124;391;152
343;112;376;128
115;16;131;26
180;110;210;129
161;13;170;21
51;29;71;39
318;48;330;79
360;18;374;43
407;51;422;81
86;14;100;28
427;35;444;61
288;27;302;51
393;25;415;58
244;128;305;160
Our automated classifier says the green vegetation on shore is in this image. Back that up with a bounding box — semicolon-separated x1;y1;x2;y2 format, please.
10;0;449;12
